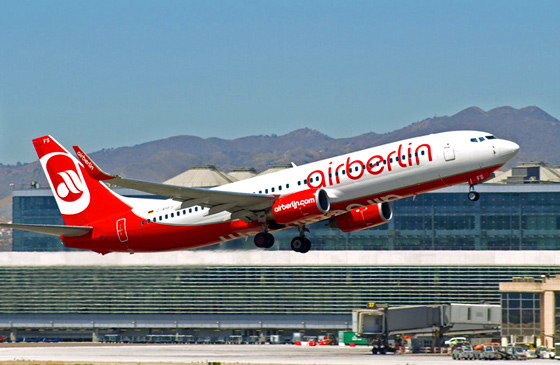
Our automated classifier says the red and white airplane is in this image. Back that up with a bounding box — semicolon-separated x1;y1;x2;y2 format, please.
2;131;519;254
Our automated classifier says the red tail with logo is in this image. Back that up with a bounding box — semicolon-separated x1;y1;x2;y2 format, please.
33;136;131;227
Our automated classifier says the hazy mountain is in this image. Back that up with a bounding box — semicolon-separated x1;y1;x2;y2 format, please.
1;106;558;204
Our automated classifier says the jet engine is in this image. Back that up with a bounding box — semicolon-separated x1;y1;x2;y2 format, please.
329;202;392;233
269;188;330;224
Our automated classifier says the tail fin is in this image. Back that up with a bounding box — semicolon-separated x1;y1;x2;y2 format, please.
33;136;131;226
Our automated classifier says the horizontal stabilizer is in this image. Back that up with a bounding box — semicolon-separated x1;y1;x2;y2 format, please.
0;223;92;237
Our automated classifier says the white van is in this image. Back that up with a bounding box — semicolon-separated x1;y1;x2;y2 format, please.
445;337;467;347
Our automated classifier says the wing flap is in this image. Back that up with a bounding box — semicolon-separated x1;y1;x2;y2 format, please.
0;223;92;237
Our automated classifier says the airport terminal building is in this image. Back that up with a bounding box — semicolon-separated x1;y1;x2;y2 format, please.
2;162;560;344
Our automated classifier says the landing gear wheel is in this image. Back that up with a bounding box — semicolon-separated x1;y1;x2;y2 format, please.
291;237;311;253
468;191;480;201
254;232;275;249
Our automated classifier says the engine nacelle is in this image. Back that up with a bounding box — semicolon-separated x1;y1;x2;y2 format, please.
269;188;330;224
330;202;392;233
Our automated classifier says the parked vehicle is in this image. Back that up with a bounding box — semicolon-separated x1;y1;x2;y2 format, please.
445;337;467;347
452;345;474;360
476;344;501;360
502;345;527;360
535;346;555;359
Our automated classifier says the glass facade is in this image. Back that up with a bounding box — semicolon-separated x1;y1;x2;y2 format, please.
12;185;560;251
501;292;541;338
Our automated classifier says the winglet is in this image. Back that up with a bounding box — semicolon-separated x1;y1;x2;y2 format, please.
73;146;115;181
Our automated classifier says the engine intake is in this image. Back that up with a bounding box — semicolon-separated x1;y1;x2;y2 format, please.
330;202;392;233
269;189;330;225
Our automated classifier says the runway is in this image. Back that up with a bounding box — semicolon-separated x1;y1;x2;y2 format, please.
0;344;558;365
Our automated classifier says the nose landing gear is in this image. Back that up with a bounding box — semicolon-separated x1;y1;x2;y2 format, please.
468;185;480;202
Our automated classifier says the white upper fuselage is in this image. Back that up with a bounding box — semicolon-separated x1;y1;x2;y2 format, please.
129;131;519;226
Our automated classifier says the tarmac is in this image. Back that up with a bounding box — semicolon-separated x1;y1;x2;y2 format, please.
0;344;559;365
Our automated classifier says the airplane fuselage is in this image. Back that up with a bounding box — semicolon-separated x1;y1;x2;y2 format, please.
63;130;518;254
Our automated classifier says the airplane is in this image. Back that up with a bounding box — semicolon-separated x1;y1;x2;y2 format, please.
1;131;519;254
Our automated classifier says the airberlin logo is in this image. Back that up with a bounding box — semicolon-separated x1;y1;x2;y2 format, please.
56;170;85;200
307;142;433;188
273;197;316;213
41;152;91;215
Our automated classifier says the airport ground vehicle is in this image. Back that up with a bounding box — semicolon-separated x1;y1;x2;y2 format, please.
445;337;467;347
452;345;475;360
535;346;555;359
497;345;528;360
475;344;501;360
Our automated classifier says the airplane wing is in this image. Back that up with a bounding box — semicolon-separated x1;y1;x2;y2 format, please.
0;223;92;237
73;146;276;221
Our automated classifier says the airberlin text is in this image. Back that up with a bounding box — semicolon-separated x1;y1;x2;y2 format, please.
307;143;432;189
274;197;316;213
76;151;95;172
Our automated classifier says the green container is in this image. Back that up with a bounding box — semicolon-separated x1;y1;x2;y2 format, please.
338;331;370;345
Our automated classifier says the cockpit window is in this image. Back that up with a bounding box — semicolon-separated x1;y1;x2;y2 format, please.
478;137;485;142
470;138;478;142
486;135;497;140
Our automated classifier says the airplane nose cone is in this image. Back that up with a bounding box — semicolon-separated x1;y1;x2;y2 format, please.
500;140;520;162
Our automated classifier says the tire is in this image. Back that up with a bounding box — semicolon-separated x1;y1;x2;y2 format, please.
468;191;480;201
290;237;304;252
254;233;271;248
263;233;275;248
299;238;311;253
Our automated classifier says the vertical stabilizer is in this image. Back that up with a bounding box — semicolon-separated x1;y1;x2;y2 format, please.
33;136;131;226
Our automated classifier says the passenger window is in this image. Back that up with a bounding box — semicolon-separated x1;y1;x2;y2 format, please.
286;184;289;188
259;190;262;194
142;221;145;225
159;216;163;221
171;213;174;218
165;214;168;219
265;189;269;194
278;186;282;191
297;181;301;186
195;207;198;212
189;208;192;213
183;210;186;215
303;180;307;185
271;187;275;192
177;211;180;216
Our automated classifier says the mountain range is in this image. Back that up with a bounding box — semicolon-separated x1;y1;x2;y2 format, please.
1;105;558;211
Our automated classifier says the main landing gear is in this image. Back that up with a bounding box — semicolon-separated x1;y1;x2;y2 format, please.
290;225;311;254
253;225;312;253
468;185;480;202
253;231;274;249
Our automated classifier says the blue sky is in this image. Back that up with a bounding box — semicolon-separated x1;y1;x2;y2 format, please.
1;0;559;164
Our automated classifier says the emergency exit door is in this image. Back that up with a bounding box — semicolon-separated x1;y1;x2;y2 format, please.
116;218;129;243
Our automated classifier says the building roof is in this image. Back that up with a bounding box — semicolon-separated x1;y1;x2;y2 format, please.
227;168;257;181
164;165;234;187
2;250;560;267
487;161;560;184
257;164;292;176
